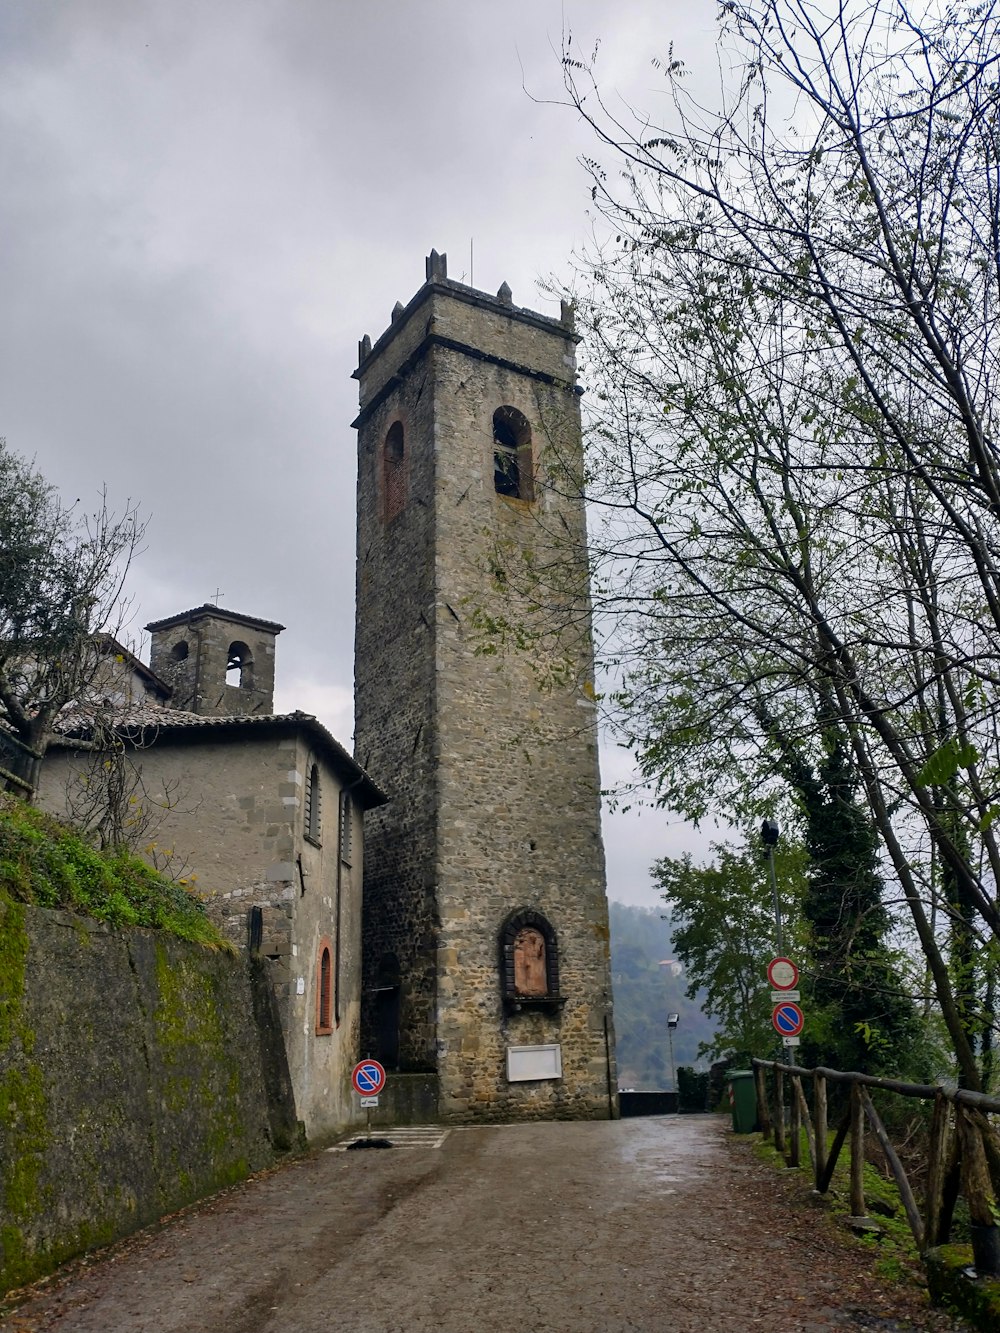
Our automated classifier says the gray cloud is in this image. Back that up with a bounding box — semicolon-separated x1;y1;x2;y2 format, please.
0;0;720;908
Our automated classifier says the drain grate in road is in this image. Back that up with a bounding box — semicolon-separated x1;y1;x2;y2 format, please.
329;1126;451;1152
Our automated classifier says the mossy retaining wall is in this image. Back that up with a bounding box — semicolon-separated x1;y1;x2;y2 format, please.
0;904;298;1294
925;1245;1000;1331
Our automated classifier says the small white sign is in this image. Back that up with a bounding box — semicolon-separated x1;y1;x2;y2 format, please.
359;1095;379;1108
506;1043;563;1082
771;989;800;1002
782;1037;801;1048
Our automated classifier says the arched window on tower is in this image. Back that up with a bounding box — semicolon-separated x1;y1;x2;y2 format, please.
226;641;254;690
383;421;406;523
493;407;533;501
499;908;562;1011
316;939;333;1034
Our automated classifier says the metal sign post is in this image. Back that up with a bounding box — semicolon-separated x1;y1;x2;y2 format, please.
351;1059;387;1137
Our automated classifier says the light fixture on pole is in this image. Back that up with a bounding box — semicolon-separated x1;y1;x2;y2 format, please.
666;1012;679;1107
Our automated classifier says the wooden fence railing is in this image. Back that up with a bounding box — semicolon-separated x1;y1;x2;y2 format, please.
752;1057;1000;1275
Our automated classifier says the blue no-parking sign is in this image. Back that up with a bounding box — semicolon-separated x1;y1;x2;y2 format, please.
772;1002;804;1038
352;1059;387;1097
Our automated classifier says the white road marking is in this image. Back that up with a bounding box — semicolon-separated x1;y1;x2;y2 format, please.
329;1126;451;1151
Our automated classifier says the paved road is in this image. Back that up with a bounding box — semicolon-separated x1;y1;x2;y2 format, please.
1;1117;966;1333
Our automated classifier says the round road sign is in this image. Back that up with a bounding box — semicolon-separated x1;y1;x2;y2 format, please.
767;957;799;990
351;1059;387;1096
772;1001;804;1038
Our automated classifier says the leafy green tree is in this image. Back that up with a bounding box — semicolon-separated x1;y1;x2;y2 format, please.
653;840;806;1062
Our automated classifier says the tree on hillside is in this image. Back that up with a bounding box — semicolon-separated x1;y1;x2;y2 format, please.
0;439;143;794
518;0;1000;1095
654;839;807;1062
608;901;717;1084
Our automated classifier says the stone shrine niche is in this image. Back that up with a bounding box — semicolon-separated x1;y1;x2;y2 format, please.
500;909;562;1013
513;927;547;996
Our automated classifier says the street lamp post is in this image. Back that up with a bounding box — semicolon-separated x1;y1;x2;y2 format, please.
667;1012;679;1111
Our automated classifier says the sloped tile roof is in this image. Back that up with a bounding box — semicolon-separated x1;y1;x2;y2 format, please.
144;604;285;634
51;705;387;807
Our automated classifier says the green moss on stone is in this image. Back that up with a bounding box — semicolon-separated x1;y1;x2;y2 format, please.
926;1244;1000;1330
2;894;264;1297
152;944;253;1199
0;794;229;949
1;1213;123;1295
0;897;28;1051
0;897;51;1294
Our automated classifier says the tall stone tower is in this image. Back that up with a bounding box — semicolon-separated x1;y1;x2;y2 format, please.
146;604;283;717
354;251;617;1122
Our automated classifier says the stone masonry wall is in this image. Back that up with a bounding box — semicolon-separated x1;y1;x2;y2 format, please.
0;907;294;1295
148;610;278;717
430;332;616;1121
355;270;618;1119
355;334;441;1071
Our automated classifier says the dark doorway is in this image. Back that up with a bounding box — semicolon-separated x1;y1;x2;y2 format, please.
374;953;401;1069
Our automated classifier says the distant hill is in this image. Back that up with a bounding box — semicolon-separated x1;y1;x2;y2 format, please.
609;901;716;1088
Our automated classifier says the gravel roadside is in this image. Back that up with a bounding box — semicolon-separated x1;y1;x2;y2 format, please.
0;1116;975;1332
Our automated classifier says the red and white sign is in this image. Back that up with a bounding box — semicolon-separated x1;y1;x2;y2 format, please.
351;1059;387;1097
767;957;799;990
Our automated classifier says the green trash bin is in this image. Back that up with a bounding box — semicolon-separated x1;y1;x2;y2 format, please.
728;1069;758;1133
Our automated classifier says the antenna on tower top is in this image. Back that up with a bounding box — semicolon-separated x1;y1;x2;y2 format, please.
470;237;474;287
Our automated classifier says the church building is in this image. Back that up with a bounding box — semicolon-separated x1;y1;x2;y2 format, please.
36;603;386;1142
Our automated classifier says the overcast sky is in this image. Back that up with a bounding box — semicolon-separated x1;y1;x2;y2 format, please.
0;0;725;908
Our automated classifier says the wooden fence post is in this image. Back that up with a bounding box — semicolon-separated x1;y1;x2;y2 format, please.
957;1104;998;1227
957;1104;1000;1276
788;1074;801;1167
814;1073;827;1190
970;1107;1000;1202
793;1076;816;1174
924;1091;951;1250
849;1080;866;1219
860;1089;924;1251
818;1109;851;1195
755;1063;771;1140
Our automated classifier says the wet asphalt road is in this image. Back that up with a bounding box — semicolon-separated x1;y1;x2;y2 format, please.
1;1116;968;1333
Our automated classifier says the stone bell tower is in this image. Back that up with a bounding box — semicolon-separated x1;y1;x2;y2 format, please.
354;250;617;1122
146;604;283;717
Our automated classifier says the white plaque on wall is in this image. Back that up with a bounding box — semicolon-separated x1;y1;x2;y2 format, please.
506;1043;563;1082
